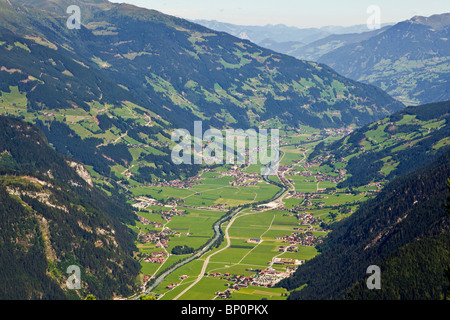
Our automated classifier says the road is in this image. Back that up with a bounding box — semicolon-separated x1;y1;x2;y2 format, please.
173;209;240;300
137;150;289;299
173;154;289;300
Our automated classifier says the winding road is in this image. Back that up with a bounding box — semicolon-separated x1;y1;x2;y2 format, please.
137;152;290;299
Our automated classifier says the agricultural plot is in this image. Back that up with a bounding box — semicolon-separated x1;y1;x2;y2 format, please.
131;172;280;208
280;146;307;166
228;286;287;300
286;175;318;193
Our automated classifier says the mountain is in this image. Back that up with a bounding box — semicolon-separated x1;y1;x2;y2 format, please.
278;148;450;300
192;20;331;44
309;100;450;188
281;26;391;62
257;38;305;57
0;115;140;299
318;13;450;105
193;20;394;46
0;0;404;185
193;20;393;62
319;24;394;35
1;0;404;131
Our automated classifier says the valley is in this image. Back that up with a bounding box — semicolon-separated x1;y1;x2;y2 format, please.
126;128;377;300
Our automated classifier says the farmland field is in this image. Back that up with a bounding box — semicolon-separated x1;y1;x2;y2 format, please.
126;128;376;300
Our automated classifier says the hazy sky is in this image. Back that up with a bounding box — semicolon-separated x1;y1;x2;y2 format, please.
113;0;450;28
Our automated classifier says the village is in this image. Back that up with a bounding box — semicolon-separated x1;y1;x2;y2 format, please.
138;228;180;247
206;266;299;299
276;230;324;247
218;166;261;187
142;251;168;264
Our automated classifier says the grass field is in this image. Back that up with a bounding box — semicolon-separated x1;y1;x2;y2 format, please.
131;172;280;208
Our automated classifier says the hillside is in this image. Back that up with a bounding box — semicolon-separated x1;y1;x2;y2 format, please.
308;100;450;188
318;13;450;105
0;0;405;188
1;0;403;130
278;149;450;300
192;20;332;44
194;19;393;46
281;26;390;62
0;115;140;299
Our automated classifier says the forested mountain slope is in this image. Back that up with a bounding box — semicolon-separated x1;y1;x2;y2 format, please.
279;150;450;300
319;14;450;105
0;115;140;299
309;100;450;188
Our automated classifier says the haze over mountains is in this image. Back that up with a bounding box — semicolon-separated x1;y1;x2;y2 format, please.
199;14;450;106
318;13;450;106
193;19;394;45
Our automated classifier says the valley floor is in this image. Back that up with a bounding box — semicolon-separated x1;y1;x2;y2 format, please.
125;128;379;300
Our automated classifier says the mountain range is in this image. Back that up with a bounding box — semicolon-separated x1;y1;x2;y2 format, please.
200;14;450;106
319;14;450;106
0;0;449;301
193;19;394;45
0;115;140;299
0;0;404;130
279;147;450;300
0;0;404;185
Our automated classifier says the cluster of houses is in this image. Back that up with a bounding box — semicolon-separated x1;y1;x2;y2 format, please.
139;174;204;190
209;203;229;210
143;251;168;264
137;215;163;228
166;283;179;290
276;230;323;247
323;127;353;137
148;140;171;149
250;268;297;287
215;289;232;299
207;266;298;292
138;229;180;246
42;111;56;117
161;276;189;290
156;208;187;221
278;245;299;252
286;190;305;199
220;167;260;187
366;182;384;190
132;196;164;210
281;212;322;227
296;213;320;225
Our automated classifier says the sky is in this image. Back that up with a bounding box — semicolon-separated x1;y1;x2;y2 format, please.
113;0;450;28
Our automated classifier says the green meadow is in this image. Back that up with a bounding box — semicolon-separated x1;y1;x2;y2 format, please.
131;172;280;207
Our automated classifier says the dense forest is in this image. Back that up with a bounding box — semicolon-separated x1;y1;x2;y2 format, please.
279;150;450;300
0;116;140;299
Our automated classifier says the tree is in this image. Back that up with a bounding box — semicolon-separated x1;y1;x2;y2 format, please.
446;178;450;300
447;178;450;217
